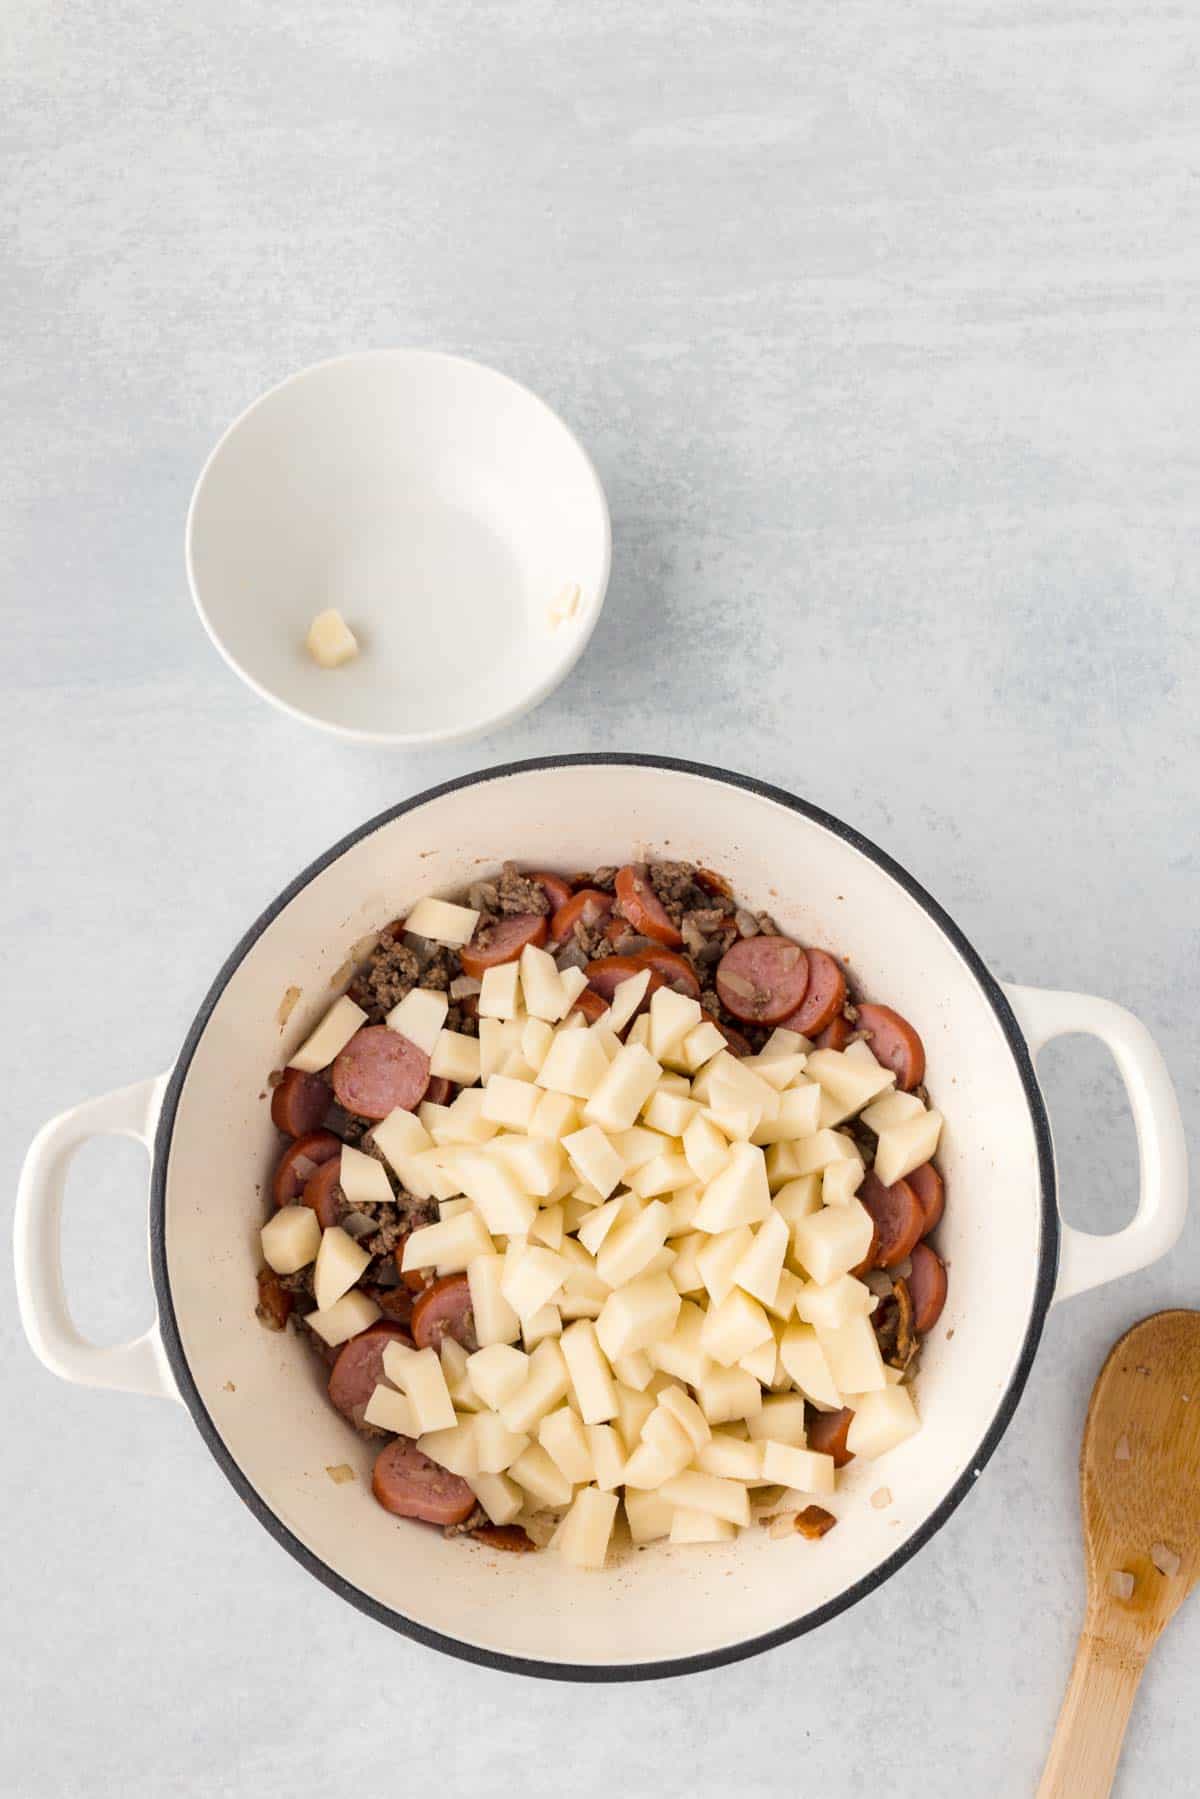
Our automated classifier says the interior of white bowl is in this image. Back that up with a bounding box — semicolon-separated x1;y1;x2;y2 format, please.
186;352;611;743
153;758;1056;1676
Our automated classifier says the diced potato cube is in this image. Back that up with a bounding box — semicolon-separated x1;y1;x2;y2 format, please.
558;966;589;1015
677;1020;728;1072
404;896;480;947
657;1385;712;1453
466;1254;522;1347
664;1183;701;1236
481;1074;540;1131
696;1431;763;1481
288;995;367;1074
383;987;448;1055
804;1047;895;1122
563;1124;627;1199
478;1016;522;1079
772;1175;823;1249
874;1109;944;1188
470;1412;529;1474
626;1153;694;1199
521;1303;562;1350
590;1022;625;1064
624;1407;693;1487
647;1299;712;1387
731;1209;790;1308
613;1353;654;1395
501;1246;568;1323
418;1419;480;1477
794;1274;875;1332
642;1088;699;1138
436;1089;500;1145
466;1342;529;1409
582;1043;664;1134
509;1442;574;1509
606;969;651;1033
556;1486;619;1568
764;1267;803;1323
821;1159;865;1207
598;1200;671;1288
478;962;521;1021
649;987;703;1061
490;1135;564;1198
430;1029;481;1086
613;1124;674;1171
560;1320;619;1424
845;1385;920;1458
702;1093;763;1141
624;1487;675;1543
696;1366;763;1426
659;1470;751;1528
697;1226;754;1305
860;1089;924;1133
371;1105;432;1171
304;1288;381;1346
260;1204;321;1275
738;1334;777;1385
747;1393;808;1446
455;1150;537;1235
587;1423;627;1491
401;1209;493;1274
440;1337;482;1412
700;1288;773;1367
791;1198;875;1285
537;1027;611;1099
682;1113;731;1185
785;1130;863;1177
334;1144;390;1210
817;1313;887;1393
669;1507;736;1543
750;1081;823;1146
501;1339;572;1434
388;1346;457;1434
520;943;570;1022
668;1230;706;1295
519;1016;555;1073
363;1382;417;1435
779;1322;842;1409
694;1143;771;1232
595;1273;681;1361
539;1406;595;1483
572;1195;622;1258
742;1051;809;1091
529;1202;565;1252
468;1471;524;1525
614;1381;655;1445
761;1026;810;1059
759;1441;836;1494
528;1089;582;1142
313;1225;370;1313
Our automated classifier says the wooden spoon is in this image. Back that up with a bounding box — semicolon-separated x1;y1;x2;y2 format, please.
1039;1310;1200;1797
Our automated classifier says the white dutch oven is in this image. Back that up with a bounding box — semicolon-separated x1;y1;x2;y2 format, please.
15;757;1188;1679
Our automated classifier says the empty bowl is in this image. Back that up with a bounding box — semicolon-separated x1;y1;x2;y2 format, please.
186;351;611;746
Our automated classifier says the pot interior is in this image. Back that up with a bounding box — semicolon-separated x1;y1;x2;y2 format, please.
158;760;1052;1673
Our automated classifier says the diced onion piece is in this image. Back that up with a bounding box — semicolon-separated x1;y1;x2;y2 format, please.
383;987;448;1055
260;1205;321;1275
404;896;480;946
1108;1569;1135;1600
306;607;359;667
870;1486;893;1510
556;1486;619;1568
313;1226;371;1313
288;995;368;1074
305;1288;381;1347
845;1385;919;1457
1150;1542;1182;1578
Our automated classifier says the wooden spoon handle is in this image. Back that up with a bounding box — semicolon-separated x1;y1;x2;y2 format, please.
1038;1623;1148;1798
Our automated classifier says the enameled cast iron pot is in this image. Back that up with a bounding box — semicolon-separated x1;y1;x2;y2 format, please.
15;757;1188;1679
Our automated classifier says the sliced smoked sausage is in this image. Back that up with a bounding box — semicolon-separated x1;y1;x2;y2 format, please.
302;1156;343;1229
271;1068;331;1137
272;1130;342;1209
633;947;702;1000
459;913;548;978
859;1171;926;1269
781;948;847;1037
806;1406;855;1468
549;888;614;944
569;987;610;1022
332;1025;431;1120
854;1003;926;1091
411;1273;477;1352
813;1015;854;1051
614;865;684;948
585;955;665;1003
531;871;573;910
715;936;809;1024
908;1162;944;1236
328;1320;412;1425
714;1019;754;1058
907;1241;948;1333
371;1436;477;1526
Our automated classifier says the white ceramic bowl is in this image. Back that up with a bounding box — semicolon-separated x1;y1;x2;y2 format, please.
186;353;611;746
15;758;1188;1678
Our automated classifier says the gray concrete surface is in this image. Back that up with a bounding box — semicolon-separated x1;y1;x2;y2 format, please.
3;3;1197;1794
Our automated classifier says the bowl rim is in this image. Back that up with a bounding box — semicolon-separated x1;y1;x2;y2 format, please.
184;348;613;747
150;753;1059;1681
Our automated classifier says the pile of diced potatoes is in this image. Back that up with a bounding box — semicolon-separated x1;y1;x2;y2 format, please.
262;895;945;1568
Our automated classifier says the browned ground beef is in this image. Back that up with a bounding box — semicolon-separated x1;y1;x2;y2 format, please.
496;863;551;915
350;937;423;1019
